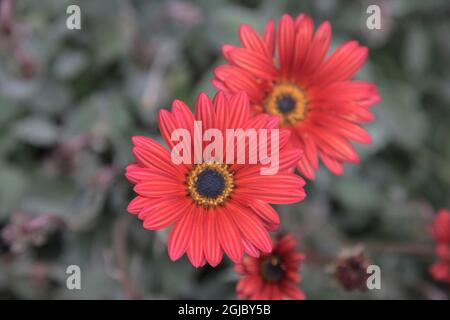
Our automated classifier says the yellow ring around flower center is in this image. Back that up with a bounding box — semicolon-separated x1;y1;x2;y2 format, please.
265;82;308;126
186;162;235;208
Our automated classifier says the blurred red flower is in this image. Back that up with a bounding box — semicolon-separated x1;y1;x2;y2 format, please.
125;92;306;267
430;209;450;283
213;13;380;179
234;234;305;300
334;245;370;291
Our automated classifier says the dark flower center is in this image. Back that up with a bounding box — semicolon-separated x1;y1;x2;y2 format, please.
261;255;284;282
195;169;226;198
335;253;369;291
187;163;234;207
277;95;296;114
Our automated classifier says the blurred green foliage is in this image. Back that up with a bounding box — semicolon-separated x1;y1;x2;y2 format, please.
0;0;449;299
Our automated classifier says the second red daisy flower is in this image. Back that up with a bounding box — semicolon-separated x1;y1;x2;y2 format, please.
213;13;381;179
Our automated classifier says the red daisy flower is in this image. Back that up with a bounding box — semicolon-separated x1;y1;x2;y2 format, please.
125;91;306;267
234;234;305;300
213;13;381;179
430;209;450;283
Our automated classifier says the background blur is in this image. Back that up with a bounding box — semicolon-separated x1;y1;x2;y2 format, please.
0;0;449;300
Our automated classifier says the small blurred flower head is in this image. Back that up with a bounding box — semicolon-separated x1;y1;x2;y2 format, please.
334;245;370;291
234;234;306;300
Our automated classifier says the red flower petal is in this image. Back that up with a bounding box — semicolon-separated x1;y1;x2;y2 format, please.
228;202;273;253
216;206;244;263
172;99;195;137
187;210;205;267
299;21;331;81
291;14;314;76
134;177;186;198
320;152;344;176
248;200;280;225
132;136;186;179
168;205;196;261
263;19;275;56
229;48;277;80
227;91;250;129
195;92;215;131
125;165;176;184
213;91;229;132
242;239;261;258
204;208;223;267
314;41;368;86
296;155;315;180
235;174;306;204
239;23;270;57
278;14;295;76
127;196;153;215
142;197;189;230
309;127;360;163
311;114;372;144
158;109;179;149
281;284;306;300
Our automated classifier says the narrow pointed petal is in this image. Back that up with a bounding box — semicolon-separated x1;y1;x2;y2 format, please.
168;205;196;261
195;93;215;131
239;23;270;57
204;208;223;267
187;210;205;267
127;196;153;214
228;202;273;253
249;200;281;225
263;19;275;56
278;14;295;75
142;198;189;230
229;48;277;80
216;206;244;263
